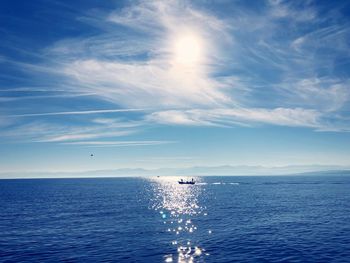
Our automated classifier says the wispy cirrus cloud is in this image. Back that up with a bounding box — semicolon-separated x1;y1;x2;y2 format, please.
148;107;322;128
268;0;316;21
0;92;97;103
55;1;233;109
278;78;350;112
62;140;176;147
7;108;146;118
0;117;142;143
63;59;230;108
2;0;350;142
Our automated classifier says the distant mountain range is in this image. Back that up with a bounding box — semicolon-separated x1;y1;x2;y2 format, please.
1;165;350;179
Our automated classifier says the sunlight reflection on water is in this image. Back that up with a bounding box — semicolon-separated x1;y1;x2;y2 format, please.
148;176;210;263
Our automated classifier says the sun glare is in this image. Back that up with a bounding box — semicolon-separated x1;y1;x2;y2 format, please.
173;33;203;65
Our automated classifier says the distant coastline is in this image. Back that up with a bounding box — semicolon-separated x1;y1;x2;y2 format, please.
1;165;350;179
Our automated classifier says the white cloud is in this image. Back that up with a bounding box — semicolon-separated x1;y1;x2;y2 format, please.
269;0;316;22
55;0;234;109
64;58;230;108
61;140;176;147
148;107;322;128
148;110;215;126
37;130;134;143
290;36;305;51
4;0;349;137
8;108;145;118
0;118;140;143
279;78;350;112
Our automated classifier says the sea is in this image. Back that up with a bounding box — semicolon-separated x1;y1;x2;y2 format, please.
1;175;350;262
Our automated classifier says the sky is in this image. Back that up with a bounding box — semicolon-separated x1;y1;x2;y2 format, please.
0;0;350;174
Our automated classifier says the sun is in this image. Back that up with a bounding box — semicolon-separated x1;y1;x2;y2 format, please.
173;33;203;65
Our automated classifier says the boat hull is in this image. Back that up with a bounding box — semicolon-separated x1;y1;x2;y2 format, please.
178;181;195;185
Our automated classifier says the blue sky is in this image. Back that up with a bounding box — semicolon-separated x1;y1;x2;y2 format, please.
1;0;350;173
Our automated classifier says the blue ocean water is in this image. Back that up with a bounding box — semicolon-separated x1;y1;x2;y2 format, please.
1;175;350;262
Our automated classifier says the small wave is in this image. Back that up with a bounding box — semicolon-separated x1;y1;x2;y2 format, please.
211;182;239;185
164;254;173;262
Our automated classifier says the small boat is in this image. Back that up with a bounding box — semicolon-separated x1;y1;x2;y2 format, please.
178;178;195;185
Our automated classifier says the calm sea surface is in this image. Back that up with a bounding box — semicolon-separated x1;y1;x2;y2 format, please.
1;176;350;262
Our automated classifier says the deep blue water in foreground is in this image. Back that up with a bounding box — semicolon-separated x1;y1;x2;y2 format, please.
1;176;350;262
